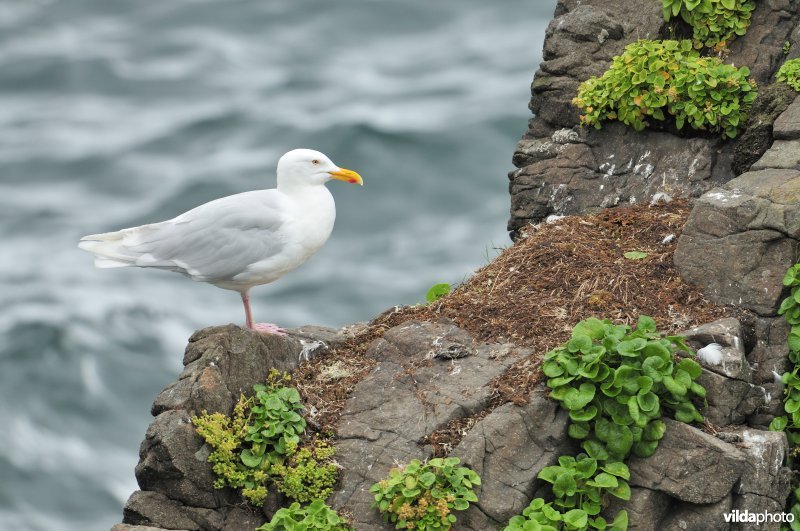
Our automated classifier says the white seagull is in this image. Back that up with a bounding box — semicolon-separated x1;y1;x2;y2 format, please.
78;148;363;335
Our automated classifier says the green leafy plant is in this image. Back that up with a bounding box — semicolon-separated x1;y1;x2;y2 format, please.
426;283;452;303
661;0;756;49
256;500;352;531
370;457;480;530
241;378;306;468
505;499;628;531
574;39;758;139
504;455;630;531
769;263;800;524
192;371;339;506
784;41;792;56
777;58;800;93
623;251;648;260
772;263;800;440
543;315;704;461
504;316;705;530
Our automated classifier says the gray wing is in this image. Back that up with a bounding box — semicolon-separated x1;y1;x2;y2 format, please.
80;190;291;282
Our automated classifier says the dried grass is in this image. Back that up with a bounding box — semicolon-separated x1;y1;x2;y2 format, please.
295;201;748;438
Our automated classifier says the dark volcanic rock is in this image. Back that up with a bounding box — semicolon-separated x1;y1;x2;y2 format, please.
135;409;229;509
123;490;222;530
509;124;719;234
508;0;800;236
732;85;798;176
116;317;794;530
111;525;171;531
152;324;355;417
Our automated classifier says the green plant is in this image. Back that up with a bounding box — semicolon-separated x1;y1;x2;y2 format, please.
256;500;352;531
543;315;704;461
661;0;756;49
192;371;339;506
273;442;340;503
772;263;800;440
623;251;648;260
777;58;800;93
370;457;480;530
242;378;306;468
504;316;705;530
504;455;630;531
784;41;792;56
574;39;757;139
769;263;800;524
506;498;628;531
426;283;452;303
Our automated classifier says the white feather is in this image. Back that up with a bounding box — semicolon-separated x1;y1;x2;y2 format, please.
696;343;724;366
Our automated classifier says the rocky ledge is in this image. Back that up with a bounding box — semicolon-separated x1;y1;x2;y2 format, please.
113;310;791;530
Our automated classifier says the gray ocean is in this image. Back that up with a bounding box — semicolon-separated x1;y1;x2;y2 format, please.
0;1;556;529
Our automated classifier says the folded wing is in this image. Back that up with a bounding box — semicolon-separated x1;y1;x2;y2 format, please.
78;190;289;283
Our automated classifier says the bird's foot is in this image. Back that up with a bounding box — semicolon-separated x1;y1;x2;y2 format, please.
250;322;287;336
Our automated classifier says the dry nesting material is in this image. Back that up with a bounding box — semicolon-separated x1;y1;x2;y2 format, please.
295;201;746;436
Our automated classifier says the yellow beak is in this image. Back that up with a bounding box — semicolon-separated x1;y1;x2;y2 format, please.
329;167;364;186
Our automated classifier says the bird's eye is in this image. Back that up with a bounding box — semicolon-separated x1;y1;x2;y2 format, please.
311;159;320;165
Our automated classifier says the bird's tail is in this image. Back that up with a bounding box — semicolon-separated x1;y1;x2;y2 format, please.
78;228;146;269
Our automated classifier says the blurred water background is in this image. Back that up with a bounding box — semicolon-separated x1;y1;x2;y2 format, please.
0;0;557;529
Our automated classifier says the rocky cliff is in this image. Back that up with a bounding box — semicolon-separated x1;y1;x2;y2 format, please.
113;1;800;530
112;204;796;531
508;0;800;238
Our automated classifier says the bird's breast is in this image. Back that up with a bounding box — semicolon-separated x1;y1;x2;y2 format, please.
227;187;336;288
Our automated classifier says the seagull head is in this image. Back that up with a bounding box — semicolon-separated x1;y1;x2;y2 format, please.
276;149;363;190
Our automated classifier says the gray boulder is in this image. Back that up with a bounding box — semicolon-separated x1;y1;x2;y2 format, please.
628;419;746;504
452;392;573;529
774;97;800;140
697;369;767;427
659;495;734;531
750;317;792;385
605;487;671;531
674;165;800;316
733;429;791;505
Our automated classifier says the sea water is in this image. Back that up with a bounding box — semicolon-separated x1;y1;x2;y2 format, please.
0;1;556;529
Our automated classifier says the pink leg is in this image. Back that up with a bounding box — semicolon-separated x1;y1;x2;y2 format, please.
240;291;286;336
